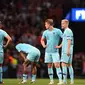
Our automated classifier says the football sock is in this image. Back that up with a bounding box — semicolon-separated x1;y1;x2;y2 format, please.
0;67;2;82
23;74;27;81
56;67;62;81
48;68;53;81
32;74;36;81
62;66;67;83
68;66;74;82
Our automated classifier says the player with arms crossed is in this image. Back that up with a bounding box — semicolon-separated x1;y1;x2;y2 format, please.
56;19;74;84
41;19;63;85
16;43;40;84
0;21;12;84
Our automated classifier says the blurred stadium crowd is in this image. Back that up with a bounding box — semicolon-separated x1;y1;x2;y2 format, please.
0;0;85;78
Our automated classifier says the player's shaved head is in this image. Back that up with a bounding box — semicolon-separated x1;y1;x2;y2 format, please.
61;19;69;29
62;19;69;25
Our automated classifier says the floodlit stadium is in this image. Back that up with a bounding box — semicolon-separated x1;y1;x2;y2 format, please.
0;0;85;85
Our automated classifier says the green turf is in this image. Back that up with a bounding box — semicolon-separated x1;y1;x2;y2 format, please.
3;79;85;85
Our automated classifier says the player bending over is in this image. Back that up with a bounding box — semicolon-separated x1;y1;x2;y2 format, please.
16;43;40;84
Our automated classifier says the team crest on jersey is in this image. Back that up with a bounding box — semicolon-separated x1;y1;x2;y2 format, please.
53;32;56;35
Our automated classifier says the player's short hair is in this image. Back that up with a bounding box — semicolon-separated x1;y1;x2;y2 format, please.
45;19;54;26
62;19;69;25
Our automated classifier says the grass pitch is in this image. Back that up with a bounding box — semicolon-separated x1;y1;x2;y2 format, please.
3;79;85;85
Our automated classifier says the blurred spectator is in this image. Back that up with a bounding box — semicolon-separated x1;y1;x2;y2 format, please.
73;52;85;77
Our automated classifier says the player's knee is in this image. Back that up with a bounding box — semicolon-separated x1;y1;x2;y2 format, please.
54;63;60;68
48;63;52;68
62;62;67;67
68;63;72;67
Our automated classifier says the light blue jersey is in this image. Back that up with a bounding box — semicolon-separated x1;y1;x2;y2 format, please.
0;29;8;52
42;28;62;63
16;43;40;62
61;28;74;63
0;29;8;64
42;28;62;53
62;28;74;54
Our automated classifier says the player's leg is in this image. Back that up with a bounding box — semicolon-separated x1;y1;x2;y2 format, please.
21;59;31;84
68;54;74;84
45;53;54;84
31;51;40;83
27;51;40;83
68;64;74;84
54;63;63;85
31;62;37;83
48;63;54;84
52;53;63;85
0;53;4;84
61;53;69;84
61;62;67;84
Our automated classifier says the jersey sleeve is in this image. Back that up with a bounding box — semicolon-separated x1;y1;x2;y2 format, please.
42;31;46;39
15;45;21;52
1;30;8;37
66;30;73;40
58;29;63;38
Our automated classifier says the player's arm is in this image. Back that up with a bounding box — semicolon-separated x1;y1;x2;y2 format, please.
55;29;63;48
66;30;72;56
41;38;47;48
55;42;62;48
19;51;26;61
4;35;12;48
41;31;47;48
67;39;71;56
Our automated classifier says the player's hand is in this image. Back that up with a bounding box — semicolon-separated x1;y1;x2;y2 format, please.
67;50;70;56
3;45;7;48
43;45;47;48
23;59;26;65
55;46;61;48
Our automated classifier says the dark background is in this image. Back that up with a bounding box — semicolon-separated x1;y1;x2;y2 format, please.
0;0;85;78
